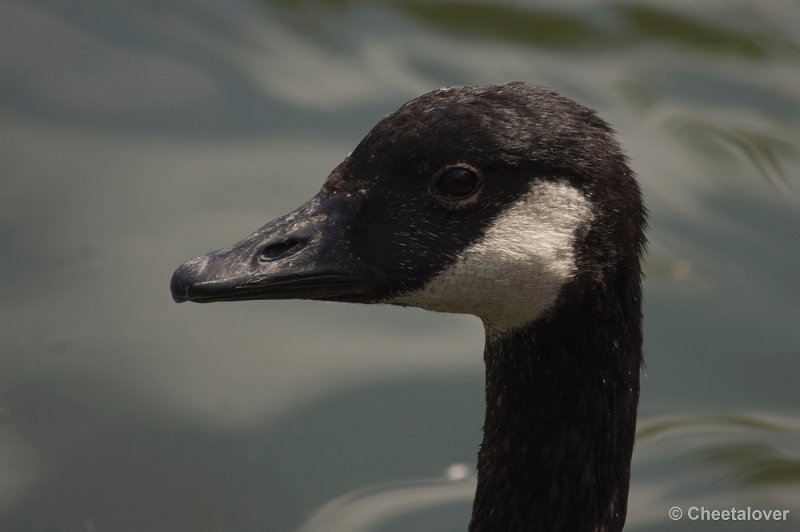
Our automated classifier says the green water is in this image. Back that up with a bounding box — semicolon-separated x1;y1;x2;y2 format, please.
1;1;798;530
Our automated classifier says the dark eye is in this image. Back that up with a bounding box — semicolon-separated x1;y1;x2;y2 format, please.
435;167;480;199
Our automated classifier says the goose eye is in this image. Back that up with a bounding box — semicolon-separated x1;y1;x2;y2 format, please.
435;167;479;199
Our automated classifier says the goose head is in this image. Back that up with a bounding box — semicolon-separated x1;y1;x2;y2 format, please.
171;83;643;335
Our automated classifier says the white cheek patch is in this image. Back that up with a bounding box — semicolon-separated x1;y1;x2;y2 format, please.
389;180;593;333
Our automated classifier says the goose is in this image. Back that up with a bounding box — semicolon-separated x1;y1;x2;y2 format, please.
170;82;646;532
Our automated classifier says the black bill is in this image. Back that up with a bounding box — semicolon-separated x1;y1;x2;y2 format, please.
170;191;374;304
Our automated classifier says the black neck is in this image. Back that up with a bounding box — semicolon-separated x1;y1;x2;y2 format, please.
469;276;642;531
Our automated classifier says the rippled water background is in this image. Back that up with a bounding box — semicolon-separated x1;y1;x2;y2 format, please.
1;1;799;531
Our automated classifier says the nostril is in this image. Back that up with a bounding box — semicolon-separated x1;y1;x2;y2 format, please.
258;239;306;262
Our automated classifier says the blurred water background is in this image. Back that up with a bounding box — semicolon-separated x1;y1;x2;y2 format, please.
1;0;799;530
